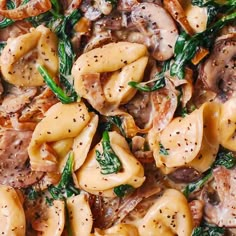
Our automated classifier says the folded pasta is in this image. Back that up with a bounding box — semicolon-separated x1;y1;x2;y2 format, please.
219;97;236;151
0;185;26;235
138;189;193;236
32;200;65;236
76;131;145;197
28;102;91;172
66;194;93;236
72;42;148;113
94;223;139;236
152;102;220;173
0;25;58;87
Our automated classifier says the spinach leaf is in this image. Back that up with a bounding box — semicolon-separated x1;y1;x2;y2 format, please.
0;0;15;29
50;0;62;16
29;9;81;102
38;65;77;103
170;12;236;79
48;152;80;201
51;10;81;101
96;131;122;175
192;222;225;236
128;60;170;92
183;169;212;198
213;150;236;169
0;42;6;54
183;149;236;198
107;116;126;137
159;142;169;156
114;184;134;197
25;187;39;200
192;0;235;7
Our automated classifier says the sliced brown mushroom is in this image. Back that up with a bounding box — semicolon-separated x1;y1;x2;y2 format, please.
199;33;236;102
204;166;236;227
131;2;179;61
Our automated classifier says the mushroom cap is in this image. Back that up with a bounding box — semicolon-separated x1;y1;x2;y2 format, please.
199;33;236;102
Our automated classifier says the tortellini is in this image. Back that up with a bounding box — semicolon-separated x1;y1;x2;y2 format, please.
52;113;99;172
28;102;93;172
66;194;93;236
32;200;65;236
94;223;139;236
72;113;99;170
152;102;220;173
219;97;236;151
0;185;26;235
0;25;58;86
76;131;145;197
179;0;208;33
72;42;148;113
138;189;193;236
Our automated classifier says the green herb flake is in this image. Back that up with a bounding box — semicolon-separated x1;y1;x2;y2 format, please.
114;184;134;198
191;222;225;236
159;142;169;156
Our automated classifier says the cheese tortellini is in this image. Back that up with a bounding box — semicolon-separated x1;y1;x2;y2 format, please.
76;131;145;197
219;97;236;151
0;25;58;87
138;189;193;236
32;200;65;236
72;42;148;113
66;194;93;236
28;102;96;172
94;223;139;236
0;185;26;235
152;102;220;173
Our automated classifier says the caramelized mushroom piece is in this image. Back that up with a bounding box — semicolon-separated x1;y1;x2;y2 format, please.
204;167;236;227
199;34;236;102
131;2;179;61
168;167;202;183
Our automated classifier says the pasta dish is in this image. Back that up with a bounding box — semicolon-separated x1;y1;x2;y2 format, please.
0;0;235;235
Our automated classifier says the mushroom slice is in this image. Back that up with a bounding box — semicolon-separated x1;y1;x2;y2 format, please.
204;167;236;227
0;25;58;87
138;189;193;236
131;3;178;61
0;185;26;235
199;34;236;102
189;200;204;227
